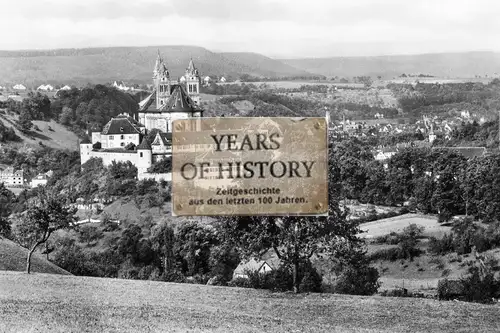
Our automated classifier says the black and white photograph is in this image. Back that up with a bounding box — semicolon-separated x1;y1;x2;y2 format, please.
1;0;500;332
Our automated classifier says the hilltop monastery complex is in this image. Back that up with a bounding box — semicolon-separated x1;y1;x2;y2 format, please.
80;52;203;178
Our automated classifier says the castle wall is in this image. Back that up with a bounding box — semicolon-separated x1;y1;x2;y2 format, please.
138;172;171;182
88;150;139;167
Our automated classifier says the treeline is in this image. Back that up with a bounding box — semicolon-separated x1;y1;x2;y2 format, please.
336;138;500;222
0;92;52;131
201;82;258;95
336;102;399;119
50;158;170;206
388;80;500;119
0;146;79;182
446;120;499;148
361;132;425;146
0;86;138;135
52;85;138;135
219;92;326;117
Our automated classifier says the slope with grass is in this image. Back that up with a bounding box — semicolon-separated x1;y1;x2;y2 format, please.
360;214;500;293
360;214;451;239
0;238;70;275
0;270;499;333
0;113;79;150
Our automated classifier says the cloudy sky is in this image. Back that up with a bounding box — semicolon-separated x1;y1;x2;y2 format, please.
0;0;498;58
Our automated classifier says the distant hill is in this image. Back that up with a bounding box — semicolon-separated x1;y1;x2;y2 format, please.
0;46;313;88
0;237;70;275
219;52;312;78
280;52;500;78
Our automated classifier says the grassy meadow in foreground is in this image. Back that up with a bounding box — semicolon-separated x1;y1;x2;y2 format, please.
1;271;499;333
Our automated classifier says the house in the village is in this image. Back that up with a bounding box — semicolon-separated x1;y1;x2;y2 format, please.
13;84;26;91
30;173;49;187
37;84;54;91
113;81;131;91
232;258;277;280
374;147;398;161
0;167;25;186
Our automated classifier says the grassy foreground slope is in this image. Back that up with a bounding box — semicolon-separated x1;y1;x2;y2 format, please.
0;238;70;275
1;271;499;333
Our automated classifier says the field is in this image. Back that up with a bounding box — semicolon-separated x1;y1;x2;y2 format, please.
360;214;450;239
221;81;365;89
1;271;499;333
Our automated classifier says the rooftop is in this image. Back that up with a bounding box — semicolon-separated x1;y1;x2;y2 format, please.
101;116;142;135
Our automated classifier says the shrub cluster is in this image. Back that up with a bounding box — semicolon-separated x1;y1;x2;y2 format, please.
356;209;407;224
429;220;500;255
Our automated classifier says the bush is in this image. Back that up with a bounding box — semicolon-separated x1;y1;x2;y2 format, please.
429;233;455;255
228;277;252;288
461;266;500;303
368;247;421;261
437;278;464;300
299;262;323;293
0;217;12;239
117;259;140;280
138;265;159;280
334;265;381;296
124;142;136;150
380;288;412;297
162;270;186;283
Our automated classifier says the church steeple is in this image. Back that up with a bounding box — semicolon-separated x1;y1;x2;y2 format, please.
154;50;171;108
153;49;163;78
187;58;196;74
185;58;200;106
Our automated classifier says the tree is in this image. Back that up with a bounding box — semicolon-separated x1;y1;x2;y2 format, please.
18;109;33;132
150;221;176;274
398;224;424;261
216;149;361;293
78;225;103;246
117;224;143;263
175;222;217;276
0;183;14;217
13;189;77;273
0;217;11;239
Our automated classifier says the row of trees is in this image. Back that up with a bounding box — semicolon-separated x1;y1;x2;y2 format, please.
336;138;500;222
388;80;500;119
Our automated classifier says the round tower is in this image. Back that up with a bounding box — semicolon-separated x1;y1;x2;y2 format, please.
136;137;152;174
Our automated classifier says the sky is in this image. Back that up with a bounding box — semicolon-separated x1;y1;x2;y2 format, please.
0;0;498;58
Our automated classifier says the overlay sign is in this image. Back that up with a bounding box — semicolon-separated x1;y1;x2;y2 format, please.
172;117;328;216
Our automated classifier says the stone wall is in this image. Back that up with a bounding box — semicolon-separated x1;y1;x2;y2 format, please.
138;172;171;182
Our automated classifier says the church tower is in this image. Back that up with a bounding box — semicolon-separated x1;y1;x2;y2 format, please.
185;58;201;106
153;50;171;108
